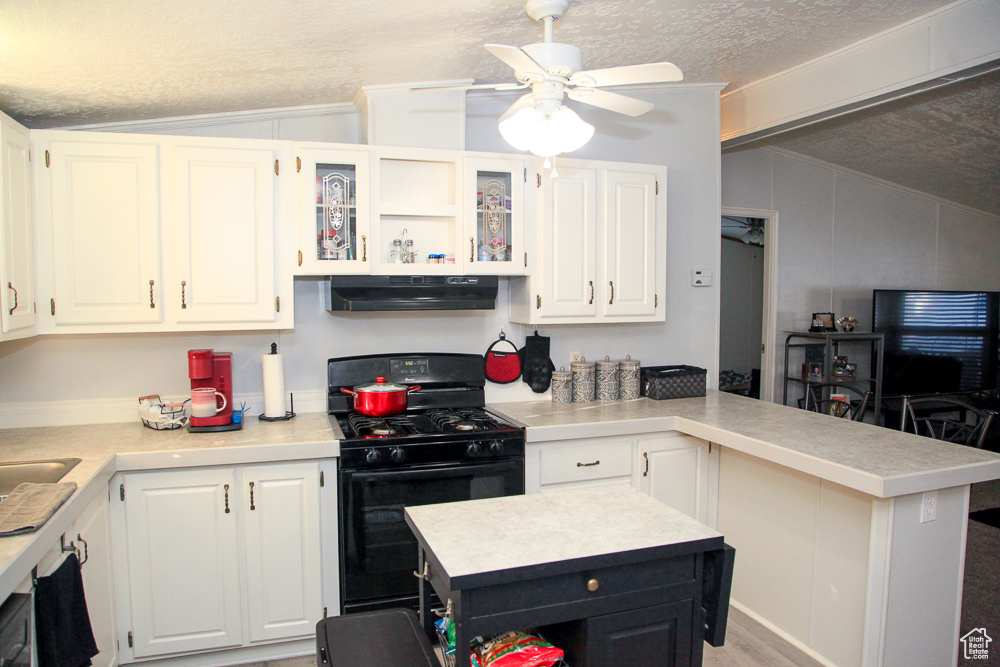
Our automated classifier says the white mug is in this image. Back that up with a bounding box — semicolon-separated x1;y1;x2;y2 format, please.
191;387;227;418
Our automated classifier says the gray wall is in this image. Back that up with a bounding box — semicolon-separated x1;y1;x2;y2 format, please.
722;147;1000;403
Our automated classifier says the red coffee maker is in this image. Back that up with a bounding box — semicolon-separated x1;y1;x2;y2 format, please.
188;349;234;429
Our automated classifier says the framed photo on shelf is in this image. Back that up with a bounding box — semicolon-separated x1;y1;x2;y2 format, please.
810;312;837;332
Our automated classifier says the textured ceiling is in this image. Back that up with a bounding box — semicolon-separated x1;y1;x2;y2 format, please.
0;0;953;127
757;69;1000;217
2;0;993;216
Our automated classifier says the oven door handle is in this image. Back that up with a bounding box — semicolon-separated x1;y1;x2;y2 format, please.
350;459;521;483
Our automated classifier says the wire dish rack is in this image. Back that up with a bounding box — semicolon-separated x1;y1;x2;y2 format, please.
138;395;190;430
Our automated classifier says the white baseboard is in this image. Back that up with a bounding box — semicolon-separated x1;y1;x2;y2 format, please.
0;390;329;429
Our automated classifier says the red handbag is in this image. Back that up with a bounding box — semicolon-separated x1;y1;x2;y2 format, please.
485;331;521;384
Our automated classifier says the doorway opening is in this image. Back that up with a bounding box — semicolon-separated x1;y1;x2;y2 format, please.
719;209;778;402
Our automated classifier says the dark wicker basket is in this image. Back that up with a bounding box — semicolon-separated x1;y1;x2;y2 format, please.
641;365;707;400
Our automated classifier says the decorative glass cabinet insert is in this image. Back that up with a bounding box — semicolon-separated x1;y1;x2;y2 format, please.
315;163;358;262
475;171;512;263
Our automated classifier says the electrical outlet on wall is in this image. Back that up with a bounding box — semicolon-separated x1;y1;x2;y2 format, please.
569;350;583;363
921;490;938;523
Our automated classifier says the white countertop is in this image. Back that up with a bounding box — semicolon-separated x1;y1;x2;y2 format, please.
488;390;1000;498
406;485;722;583
4;392;1000;602
0;413;341;601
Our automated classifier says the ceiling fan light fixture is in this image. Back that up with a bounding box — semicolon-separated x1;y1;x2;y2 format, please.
498;104;594;158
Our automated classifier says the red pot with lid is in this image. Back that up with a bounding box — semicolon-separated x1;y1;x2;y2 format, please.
341;377;421;417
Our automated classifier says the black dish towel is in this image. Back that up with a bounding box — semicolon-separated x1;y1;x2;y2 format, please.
35;553;99;667
520;331;555;393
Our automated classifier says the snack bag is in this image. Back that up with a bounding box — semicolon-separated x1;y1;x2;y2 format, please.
472;629;564;667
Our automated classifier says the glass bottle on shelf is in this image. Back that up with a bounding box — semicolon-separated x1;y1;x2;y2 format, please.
315;163;357;262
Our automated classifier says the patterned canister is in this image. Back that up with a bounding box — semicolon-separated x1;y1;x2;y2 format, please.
551;366;574;404
571;357;596;403
619;355;641;400
596;355;620;402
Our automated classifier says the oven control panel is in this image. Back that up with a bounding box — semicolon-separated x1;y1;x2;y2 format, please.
389;358;429;378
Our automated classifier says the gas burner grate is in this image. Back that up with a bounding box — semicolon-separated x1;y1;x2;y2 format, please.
424;408;503;433
346;413;421;438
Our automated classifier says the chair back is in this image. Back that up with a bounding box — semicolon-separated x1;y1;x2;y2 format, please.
803;382;873;422
899;395;997;448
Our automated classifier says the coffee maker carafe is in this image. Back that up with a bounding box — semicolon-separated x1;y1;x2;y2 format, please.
188;349;234;429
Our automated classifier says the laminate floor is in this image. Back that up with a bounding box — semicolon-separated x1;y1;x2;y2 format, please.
256;605;822;667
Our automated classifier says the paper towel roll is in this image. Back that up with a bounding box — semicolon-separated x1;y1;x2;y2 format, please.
262;353;286;418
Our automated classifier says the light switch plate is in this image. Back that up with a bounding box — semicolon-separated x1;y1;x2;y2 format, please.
691;270;712;287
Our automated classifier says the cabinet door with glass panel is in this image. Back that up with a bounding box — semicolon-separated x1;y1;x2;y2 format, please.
463;155;526;276
296;144;370;275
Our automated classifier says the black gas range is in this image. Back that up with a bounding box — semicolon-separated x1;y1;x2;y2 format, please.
329;353;525;615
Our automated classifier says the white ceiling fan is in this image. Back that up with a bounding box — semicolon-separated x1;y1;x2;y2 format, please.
482;0;684;160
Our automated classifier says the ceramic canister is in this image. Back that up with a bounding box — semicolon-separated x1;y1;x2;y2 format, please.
619;355;641;400
551;366;574;404
571;357;596;403
596;355;620;401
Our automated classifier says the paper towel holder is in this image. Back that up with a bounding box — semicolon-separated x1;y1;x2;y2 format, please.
258;392;296;421
259;342;296;421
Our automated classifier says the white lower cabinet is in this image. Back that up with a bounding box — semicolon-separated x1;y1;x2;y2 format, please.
242;462;323;644
68;492;118;667
35;492;118;667
636;433;717;525
110;460;328;662
527;431;718;526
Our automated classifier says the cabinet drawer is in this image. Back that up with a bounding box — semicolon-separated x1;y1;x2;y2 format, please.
539;440;633;486
468;554;697;620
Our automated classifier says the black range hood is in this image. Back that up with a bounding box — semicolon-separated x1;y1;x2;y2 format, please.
326;275;498;312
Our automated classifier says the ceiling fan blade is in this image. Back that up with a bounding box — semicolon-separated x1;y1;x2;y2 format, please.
571;62;683;88
497;93;535;122
408;82;528;93
485;43;547;78
566;88;653;116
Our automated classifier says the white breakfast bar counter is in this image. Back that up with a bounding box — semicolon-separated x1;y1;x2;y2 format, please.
488;390;1000;667
1;392;999;666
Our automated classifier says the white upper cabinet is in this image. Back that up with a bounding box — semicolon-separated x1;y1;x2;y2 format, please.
169;141;280;324
462;154;527;276
601;167;659;318
510;158;666;325
295;144;371;275
33;131;293;333
39;133;162;326
0;114;36;339
538;163;599;318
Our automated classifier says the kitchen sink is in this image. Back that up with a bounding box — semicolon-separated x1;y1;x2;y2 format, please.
0;458;82;500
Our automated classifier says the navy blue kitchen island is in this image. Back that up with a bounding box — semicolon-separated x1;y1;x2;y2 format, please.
405;485;734;667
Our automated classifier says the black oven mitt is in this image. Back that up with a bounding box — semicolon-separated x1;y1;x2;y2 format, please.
520;331;555;393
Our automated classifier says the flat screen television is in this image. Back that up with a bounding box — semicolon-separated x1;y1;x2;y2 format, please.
872;289;1000;397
